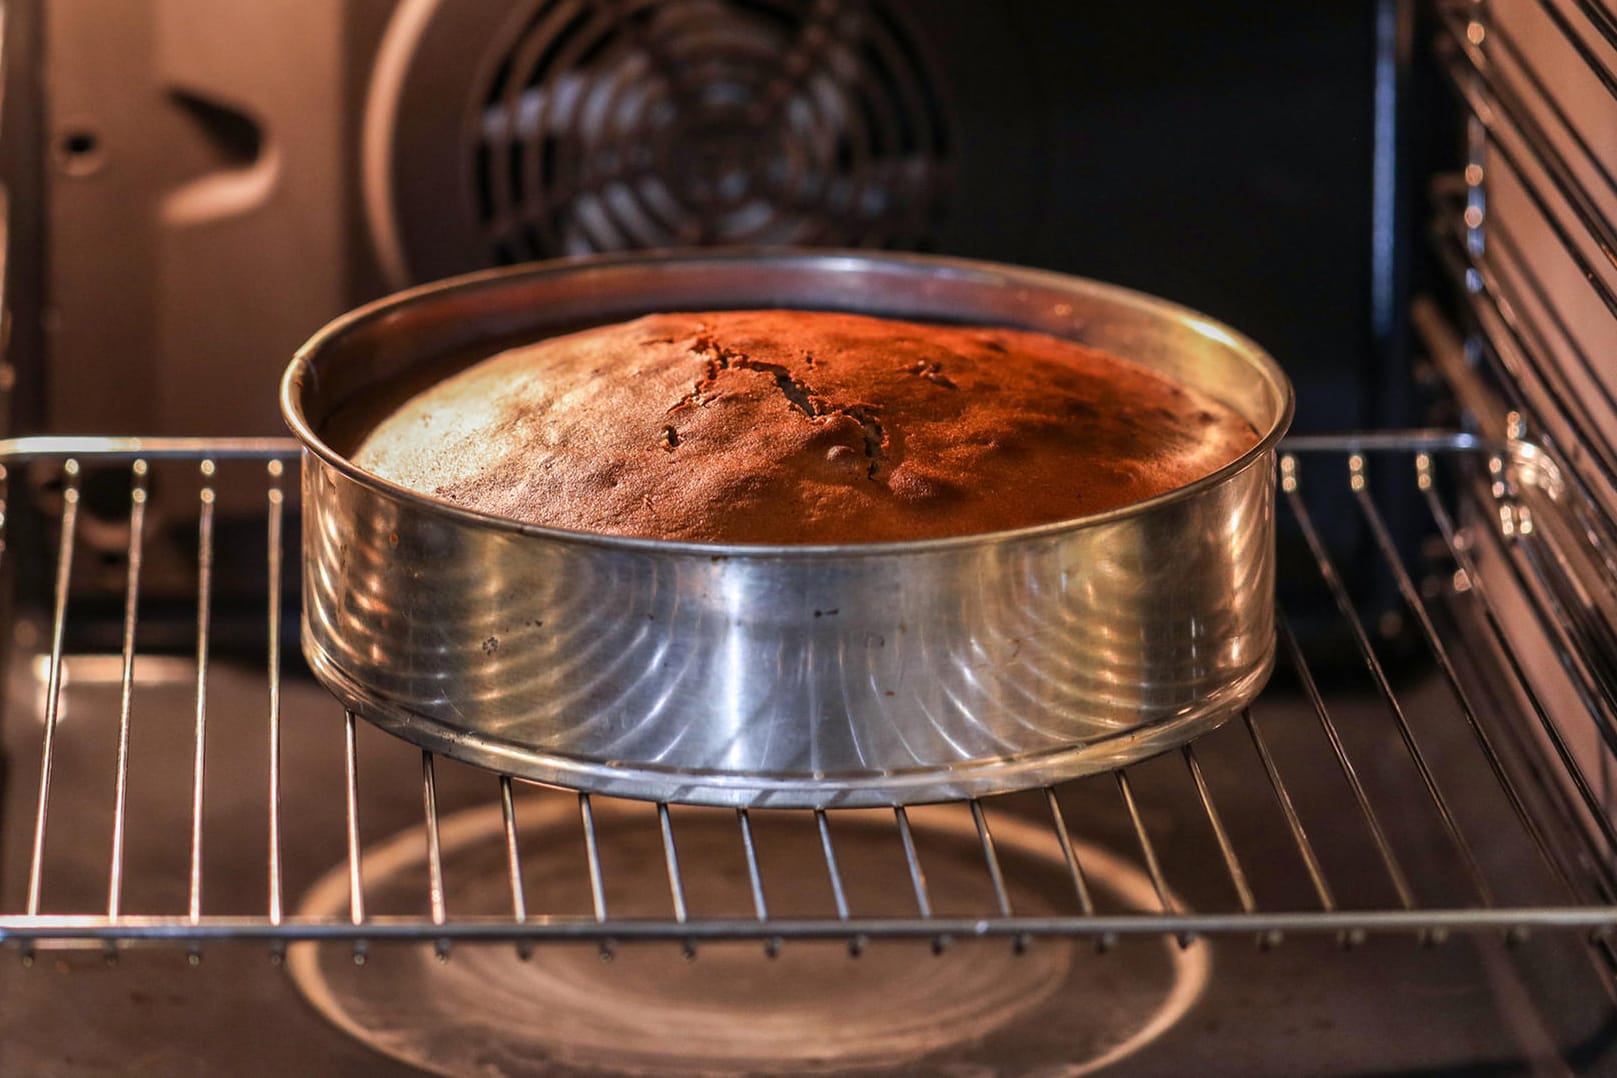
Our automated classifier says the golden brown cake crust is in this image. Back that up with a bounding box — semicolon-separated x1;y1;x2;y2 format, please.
351;310;1259;544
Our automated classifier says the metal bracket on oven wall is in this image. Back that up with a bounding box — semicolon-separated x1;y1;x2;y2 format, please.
1413;294;1511;442
1414;292;1617;641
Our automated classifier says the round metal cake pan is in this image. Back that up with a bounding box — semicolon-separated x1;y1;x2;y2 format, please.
282;251;1293;808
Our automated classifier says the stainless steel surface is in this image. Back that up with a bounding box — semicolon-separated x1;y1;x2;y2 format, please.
24;455;75;917
104;459;144;923
4;433;1617;956
283;250;1294;808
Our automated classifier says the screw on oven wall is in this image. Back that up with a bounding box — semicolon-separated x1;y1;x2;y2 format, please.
54;128;103;176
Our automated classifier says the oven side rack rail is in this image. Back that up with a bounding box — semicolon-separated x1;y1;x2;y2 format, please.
2;433;1616;963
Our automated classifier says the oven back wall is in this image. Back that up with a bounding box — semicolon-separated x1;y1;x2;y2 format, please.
30;0;1385;443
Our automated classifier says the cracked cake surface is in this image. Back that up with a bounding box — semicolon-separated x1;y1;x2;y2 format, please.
350;309;1259;544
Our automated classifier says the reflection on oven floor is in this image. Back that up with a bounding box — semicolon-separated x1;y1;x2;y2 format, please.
2;650;1609;1074
288;801;1206;1076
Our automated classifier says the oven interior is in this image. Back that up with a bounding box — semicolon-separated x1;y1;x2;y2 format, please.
7;1;1617;1074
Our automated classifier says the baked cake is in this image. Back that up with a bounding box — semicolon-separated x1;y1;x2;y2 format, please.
350;309;1258;544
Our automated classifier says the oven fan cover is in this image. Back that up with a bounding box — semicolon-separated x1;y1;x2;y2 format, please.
365;0;957;287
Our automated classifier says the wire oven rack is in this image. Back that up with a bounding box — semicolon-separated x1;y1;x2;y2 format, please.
1;433;1616;972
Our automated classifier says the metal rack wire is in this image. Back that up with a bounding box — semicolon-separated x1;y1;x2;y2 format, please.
1;433;1616;963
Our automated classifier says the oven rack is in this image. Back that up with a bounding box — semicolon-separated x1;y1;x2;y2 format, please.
1;434;1616;965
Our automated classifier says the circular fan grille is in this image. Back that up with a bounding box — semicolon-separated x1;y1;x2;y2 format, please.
472;0;953;261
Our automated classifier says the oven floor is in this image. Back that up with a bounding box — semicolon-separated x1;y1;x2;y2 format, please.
1;645;1614;1076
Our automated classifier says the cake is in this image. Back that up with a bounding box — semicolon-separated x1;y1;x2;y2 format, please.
350;309;1258;544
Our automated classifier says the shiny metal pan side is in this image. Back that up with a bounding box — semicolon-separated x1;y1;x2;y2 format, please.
284;250;1293;807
